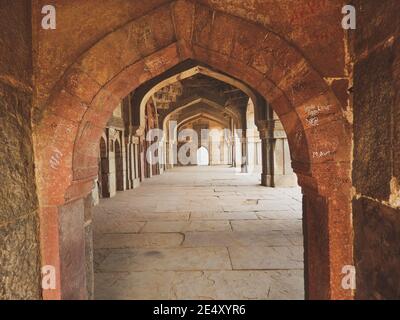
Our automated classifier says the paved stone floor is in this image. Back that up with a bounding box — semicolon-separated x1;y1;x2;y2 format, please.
93;166;304;300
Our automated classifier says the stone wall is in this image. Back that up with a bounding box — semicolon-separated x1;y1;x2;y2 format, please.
353;0;400;299
0;1;41;299
33;0;347;113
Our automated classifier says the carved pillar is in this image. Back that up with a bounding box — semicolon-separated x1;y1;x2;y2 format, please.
230;119;236;167
240;131;248;173
272;114;297;186
166;122;177;170
259;123;274;186
107;128;117;197
84;193;94;300
121;133;127;191
132;135;140;188
231;134;236;167
298;165;353;300
165;119;177;169
132;127;145;182
164;141;170;169
127;139;134;189
258;113;297;187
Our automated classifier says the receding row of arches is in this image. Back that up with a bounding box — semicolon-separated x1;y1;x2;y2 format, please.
96;62;295;203
32;1;354;300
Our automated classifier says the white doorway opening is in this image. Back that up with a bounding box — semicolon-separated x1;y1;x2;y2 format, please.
197;146;209;166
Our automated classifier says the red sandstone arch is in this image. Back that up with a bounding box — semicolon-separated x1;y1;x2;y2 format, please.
33;0;352;300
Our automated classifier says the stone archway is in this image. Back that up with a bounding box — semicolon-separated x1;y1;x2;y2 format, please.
33;0;352;300
161;97;241;137
137;65;261;135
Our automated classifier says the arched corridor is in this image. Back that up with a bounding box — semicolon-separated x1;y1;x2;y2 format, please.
1;0;399;302
94;166;303;299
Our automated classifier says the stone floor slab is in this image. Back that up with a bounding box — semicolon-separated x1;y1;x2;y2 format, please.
94;233;184;249
229;246;304;270
94;270;304;300
183;231;291;247
93;166;304;299
96;247;232;272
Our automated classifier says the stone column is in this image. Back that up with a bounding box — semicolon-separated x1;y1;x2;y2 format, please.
132;136;140;188
258;115;297;187
298;163;353;300
231;134;236;167
166;140;177;169
127;140;134;189
227;142;233;165
107;129;117;197
121;133;127;191
230;119;236;167
259;122;274;186
84;194;94;300
133;129;145;182
208;139;213;165
240;131;248;173
272;116;297;186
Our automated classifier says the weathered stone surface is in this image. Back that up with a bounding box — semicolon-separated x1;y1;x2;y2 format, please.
95;270;304;300
94;218;145;234
34;0;347;111
352;1;400;301
59;200;86;299
0;213;41;299
354;0;400;56
94;233;184;249
32;1;352;301
141;221;187;233
0;84;38;224
185;220;232;232
230;219;302;233
0;1;40;300
97;247;232;272
0;0;32;85
183;231;291;247
141;220;232;233
353;197;400;299
302;192;330;300
93;166;304;299
2;0;399;302
85;223;94;300
393;39;400;181
353;44;395;200
229;246;303;270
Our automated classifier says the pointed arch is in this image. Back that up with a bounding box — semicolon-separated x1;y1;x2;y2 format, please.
33;0;352;300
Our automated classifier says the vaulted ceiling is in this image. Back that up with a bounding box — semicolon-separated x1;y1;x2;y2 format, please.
149;72;250;129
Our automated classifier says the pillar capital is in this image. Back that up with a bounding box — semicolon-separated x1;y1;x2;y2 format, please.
256;120;268;132
130;124;145;138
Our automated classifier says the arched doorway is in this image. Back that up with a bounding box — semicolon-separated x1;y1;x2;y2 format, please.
33;1;352;300
197;146;209;166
